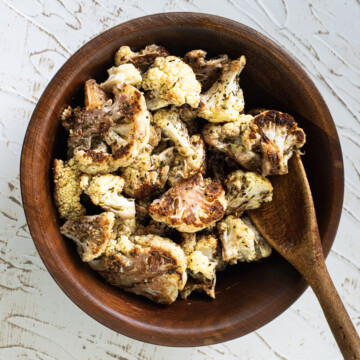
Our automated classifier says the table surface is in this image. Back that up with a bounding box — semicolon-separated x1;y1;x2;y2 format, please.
1;0;359;359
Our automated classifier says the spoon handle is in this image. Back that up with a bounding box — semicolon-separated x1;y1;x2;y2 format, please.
301;254;360;359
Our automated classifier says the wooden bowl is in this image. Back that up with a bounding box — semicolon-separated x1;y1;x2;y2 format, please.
20;13;344;346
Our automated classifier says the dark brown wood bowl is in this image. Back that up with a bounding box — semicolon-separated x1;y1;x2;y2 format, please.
20;13;344;346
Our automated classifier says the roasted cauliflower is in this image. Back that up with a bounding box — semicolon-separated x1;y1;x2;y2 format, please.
115;44;170;70
142;56;201;110
80;174;135;219
182;234;219;299
242;110;306;176
167;134;206;187
149;173;227;233
54;45;309;305
225;170;273;216
153;107;194;156
60;212;115;262
202;114;261;171
53;157;85;219
100;63;142;91
198;56;246;123
183;49;229;91
84;79;109;110
217;215;272;264
121;146;175;199
92;234;187;304
74;84;150;174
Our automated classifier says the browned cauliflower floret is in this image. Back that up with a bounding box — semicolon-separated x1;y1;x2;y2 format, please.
198;56;246;123
202;115;261;171
121;146;175;199
153;107;194;156
74;84;150;174
149;173;227;233
242;110;306;176
217;215;271;264
62;107;114;157
60;212;115;262
53;158;85;219
80;174;135;219
167;134;206;187
179;233;197;256
183;49;229;91
225;170;273;216
181;234;219;300
114;44;170;70
100;64;142;91
90;234;187;304
84;79;109;110
142;56;201;110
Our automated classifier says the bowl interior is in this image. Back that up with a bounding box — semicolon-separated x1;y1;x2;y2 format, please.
21;13;343;346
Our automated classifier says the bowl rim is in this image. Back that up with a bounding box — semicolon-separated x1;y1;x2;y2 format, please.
20;12;344;346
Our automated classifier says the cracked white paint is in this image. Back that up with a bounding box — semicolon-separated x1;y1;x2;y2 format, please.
0;0;359;359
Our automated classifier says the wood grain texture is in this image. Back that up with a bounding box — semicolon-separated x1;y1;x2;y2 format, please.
1;0;359;358
248;154;360;359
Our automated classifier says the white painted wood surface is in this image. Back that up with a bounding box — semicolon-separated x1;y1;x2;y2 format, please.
0;0;359;359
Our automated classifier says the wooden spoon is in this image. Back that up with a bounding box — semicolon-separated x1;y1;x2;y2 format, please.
247;153;360;359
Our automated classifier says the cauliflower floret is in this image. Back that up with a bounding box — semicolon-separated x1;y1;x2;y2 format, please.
167;134;206;187
198;56;246;123
100;64;142;91
142;56;201;110
74;84;150;174
62;107;114;157
84;79;109;110
182;234;219;300
149;173;227;233
53;158;85;219
114;44;169;70
217;215;272;264
60;212;115;262
202;115;261;171
179;233;197;256
113;218;137;238
80;174;135;219
121;146;175;199
225;170;273;216
183;49;229;91
92;234;187;304
153;107;194;156
241;110;306;176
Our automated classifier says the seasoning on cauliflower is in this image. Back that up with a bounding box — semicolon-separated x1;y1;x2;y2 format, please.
179;233;197;256
242;110;306;176
148;123;162;149
181;234;219;299
217;215;271;264
53;158;85;219
198;56;246;123
60;212;115;262
62;107;114;157
85;79;109;110
92;234;187;304
183;49;229;91
202;115;261;171
74;84;150;174
149;173;227;233
153;107;194;156
167;134;206;187
121;146;175;199
114;44;170;70
224;169;273;216
80;174;135;219
142;56;201;110
100;64;142;91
